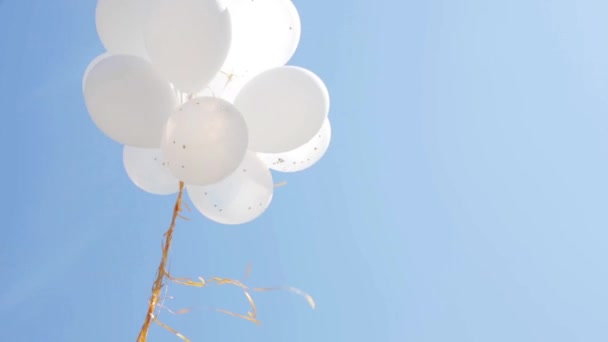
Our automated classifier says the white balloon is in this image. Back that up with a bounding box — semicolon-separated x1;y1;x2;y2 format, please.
83;54;178;147
234;66;330;153
96;0;148;58
123;146;179;195
187;152;274;225
223;0;301;77
259;118;331;172
161;97;248;186
82;52;110;92
215;0;232;11
144;0;231;93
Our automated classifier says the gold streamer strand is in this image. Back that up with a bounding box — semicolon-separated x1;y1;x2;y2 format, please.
137;181;185;342
135;180;315;341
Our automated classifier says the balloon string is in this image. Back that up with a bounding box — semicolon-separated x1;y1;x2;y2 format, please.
274;181;288;188
137;181;185;342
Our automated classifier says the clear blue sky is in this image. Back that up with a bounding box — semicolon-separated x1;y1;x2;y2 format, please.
2;0;608;341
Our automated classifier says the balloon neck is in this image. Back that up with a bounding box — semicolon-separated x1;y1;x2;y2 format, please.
173;87;195;105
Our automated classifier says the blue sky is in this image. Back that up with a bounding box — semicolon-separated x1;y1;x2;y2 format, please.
2;0;608;341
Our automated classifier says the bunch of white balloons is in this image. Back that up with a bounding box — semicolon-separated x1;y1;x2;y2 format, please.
83;0;332;225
